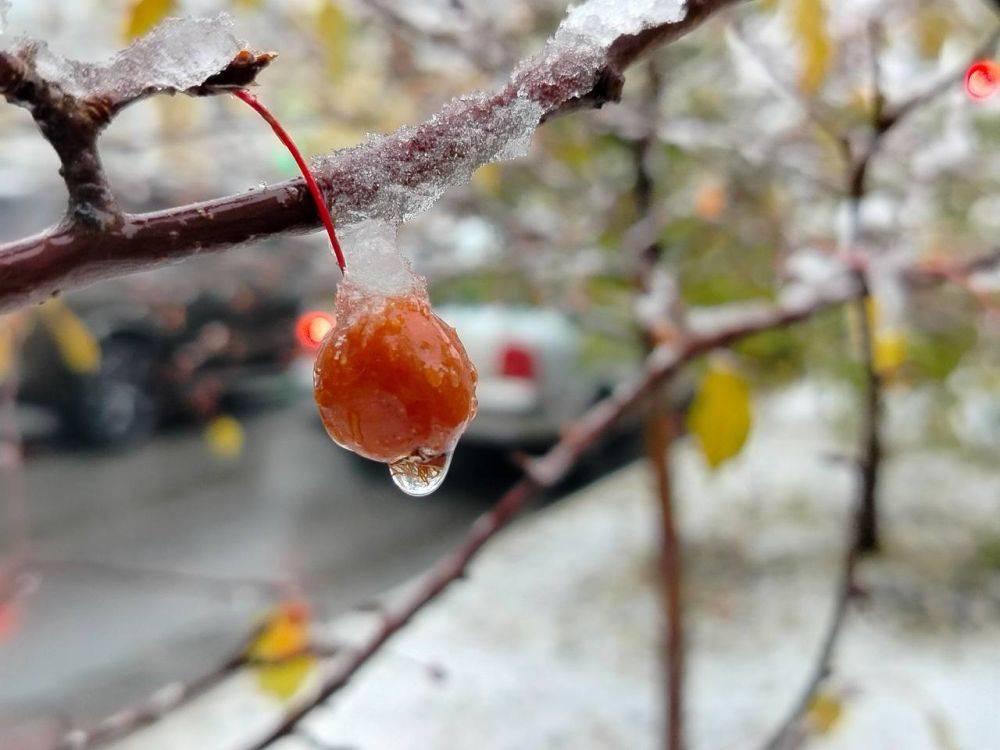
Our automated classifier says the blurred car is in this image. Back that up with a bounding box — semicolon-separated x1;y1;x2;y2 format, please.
17;281;301;448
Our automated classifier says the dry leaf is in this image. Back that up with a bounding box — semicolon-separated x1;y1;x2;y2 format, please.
694;180;727;220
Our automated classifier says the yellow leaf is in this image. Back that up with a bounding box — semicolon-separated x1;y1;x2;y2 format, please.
124;0;177;41
687;357;752;469
873;329;907;375
472;163;502;196
256;655;315;700
806;691;844;735
858;297;907;377
788;0;833;94
248;601;311;662
316;0;351;76
0;320;13;382
248;601;315;701
38;301;101;375
204;415;245;459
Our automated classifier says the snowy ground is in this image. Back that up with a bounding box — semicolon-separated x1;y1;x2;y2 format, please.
108;381;1000;750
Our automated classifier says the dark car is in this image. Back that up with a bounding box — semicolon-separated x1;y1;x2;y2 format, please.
17;276;301;448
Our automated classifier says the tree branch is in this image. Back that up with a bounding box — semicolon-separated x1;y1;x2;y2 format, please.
0;0;736;314
760;524;859;750
243;275;859;749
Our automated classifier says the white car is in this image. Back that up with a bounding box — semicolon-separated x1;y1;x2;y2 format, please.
436;305;621;446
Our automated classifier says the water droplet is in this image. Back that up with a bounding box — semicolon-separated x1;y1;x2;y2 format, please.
389;449;453;497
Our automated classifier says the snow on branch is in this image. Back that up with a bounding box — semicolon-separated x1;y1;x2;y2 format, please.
0;0;735;313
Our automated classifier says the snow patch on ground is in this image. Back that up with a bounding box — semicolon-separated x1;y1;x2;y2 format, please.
107;382;1000;750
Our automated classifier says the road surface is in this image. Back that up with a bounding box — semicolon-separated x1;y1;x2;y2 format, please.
0;401;537;730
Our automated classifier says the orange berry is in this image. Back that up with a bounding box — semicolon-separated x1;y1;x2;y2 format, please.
313;293;477;464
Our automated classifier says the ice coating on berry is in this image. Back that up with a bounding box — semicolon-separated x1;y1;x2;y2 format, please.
7;15;243;99
339;221;422;298
313;291;477;465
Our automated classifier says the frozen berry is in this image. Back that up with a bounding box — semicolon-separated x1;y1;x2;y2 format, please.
313;292;477;465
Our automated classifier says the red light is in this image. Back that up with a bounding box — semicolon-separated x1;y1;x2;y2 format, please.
965;60;999;101
295;311;335;351
500;344;536;380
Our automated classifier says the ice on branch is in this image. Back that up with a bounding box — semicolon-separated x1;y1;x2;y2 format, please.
314;0;689;228
557;0;688;48
513;0;688;107
16;15;243;100
315;95;542;227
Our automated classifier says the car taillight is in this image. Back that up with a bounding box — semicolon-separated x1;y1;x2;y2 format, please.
500;344;536;380
965;60;999;101
295;311;335;351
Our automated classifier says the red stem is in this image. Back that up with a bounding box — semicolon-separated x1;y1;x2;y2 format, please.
232;89;346;272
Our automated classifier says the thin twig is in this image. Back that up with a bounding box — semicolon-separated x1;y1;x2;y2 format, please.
61;626;339;749
761;526;859;750
879;28;1000;130
630;59;686;750
646;405;684;750
727;18;848;158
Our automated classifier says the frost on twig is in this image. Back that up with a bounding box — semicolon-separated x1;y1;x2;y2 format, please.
3;14;273;115
314;0;695;227
24;15;243;100
0;14;272;223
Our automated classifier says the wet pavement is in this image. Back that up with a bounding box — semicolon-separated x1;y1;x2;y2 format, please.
0;401;528;728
